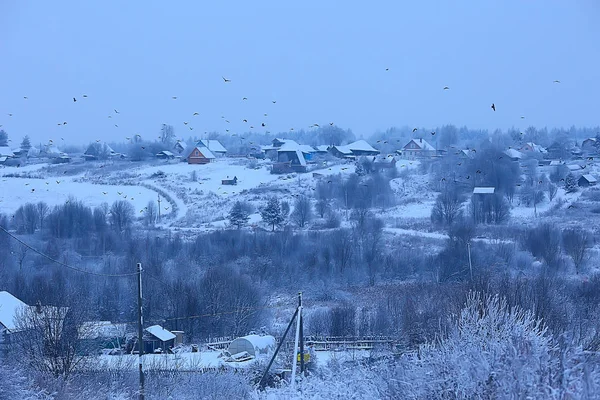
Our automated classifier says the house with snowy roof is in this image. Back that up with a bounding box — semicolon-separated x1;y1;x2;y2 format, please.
330;140;379;158
173;140;188;155
0;146;14;164
519;142;547;154
401;138;436;159
504;148;524;161
197;139;227;157
185;146;216;164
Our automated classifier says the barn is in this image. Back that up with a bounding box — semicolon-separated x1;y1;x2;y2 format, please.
186;146;216;164
227;334;276;360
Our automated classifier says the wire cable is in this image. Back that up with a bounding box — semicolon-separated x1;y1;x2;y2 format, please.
0;225;138;277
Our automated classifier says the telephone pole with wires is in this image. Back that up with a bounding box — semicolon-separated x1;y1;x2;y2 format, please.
137;263;145;400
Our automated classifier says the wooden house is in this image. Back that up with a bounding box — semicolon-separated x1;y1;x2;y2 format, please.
0;146;14;165
402;139;436;159
504;148;524;161
197;139;227;157
173;141;188;155
143;325;176;354
519;142;547;154
221;176;238;185
186;146;216;164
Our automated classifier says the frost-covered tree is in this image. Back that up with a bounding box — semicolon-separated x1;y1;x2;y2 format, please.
389;292;555;399
562;228;590;273
109;200;135;233
0;129;8;146
431;185;464;226
564;172;578;193
228;201;250;229
260;197;285;231
291;195;313;228
20;135;31;152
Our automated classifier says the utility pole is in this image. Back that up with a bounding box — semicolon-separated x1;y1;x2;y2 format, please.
291;292;302;392
137;263;145;400
157;195;161;222
467;242;473;281
299;292;304;375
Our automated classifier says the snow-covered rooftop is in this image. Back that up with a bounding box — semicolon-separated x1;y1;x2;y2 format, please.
473;187;495;194
315;145;329;152
145;325;176;342
345;140;378;152
332;145;353;155
157;150;174;157
198;139;227;153
0;291;28;331
404;139;435;151
79;321;129;340
581;174;597;183
187;146;216;159
504;148;524;159
0;146;14;157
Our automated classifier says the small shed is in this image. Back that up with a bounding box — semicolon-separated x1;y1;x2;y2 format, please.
144;325;176;354
227;334;276;359
578;175;597;187
156;150;175;160
222;176;238;185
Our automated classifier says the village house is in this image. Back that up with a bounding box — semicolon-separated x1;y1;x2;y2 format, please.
78;321;130;355
371;155;397;170
329;140;379;159
185;146;216;164
156;150;175;160
578;175;597;187
197;139;227;157
402;138;436;159
0;145;14;165
84;142;117;161
0;291;28;354
504;148;524;162
519;142;547;155
173;141;188;155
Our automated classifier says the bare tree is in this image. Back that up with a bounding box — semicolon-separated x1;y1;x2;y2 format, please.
109;200;135;233
13;300;90;379
562;229;591;274
525;224;561;269
145;200;157;227
160;124;175;145
37;201;50;231
431;185;464;226
291;195;313;228
315;198;330;218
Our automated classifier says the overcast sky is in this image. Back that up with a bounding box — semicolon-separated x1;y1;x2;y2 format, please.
1;1;599;146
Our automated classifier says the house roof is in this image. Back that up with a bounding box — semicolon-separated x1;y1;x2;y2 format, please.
157;150;174;157
473;187;495;194
332;145;353;155
0;146;14;157
345;140;378;153
549;160;564;166
404;139;435;151
583;138;597;143
78;321;129;340
278;149;307;166
187;146;216;159
315;145;329;152
0;291;28;331
198;139;227;153
504;148;524;159
567;164;583;171
145;325;176;341
521;142;548;153
581;175;597;183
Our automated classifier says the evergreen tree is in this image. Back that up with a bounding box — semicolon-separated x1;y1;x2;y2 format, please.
260;197;284;231
20;135;31;151
0;130;8;147
228;201;250;229
564;172;578;193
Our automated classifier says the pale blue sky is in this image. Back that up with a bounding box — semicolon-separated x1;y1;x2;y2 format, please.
1;1;599;145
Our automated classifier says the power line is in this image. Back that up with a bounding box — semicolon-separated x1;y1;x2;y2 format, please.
0;226;138;278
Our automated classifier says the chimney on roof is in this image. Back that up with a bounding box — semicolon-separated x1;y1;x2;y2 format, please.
419;138;422;143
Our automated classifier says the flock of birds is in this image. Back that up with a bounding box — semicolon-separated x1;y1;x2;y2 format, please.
0;72;571;209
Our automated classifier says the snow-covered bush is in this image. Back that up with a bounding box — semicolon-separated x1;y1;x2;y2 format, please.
388;292;556;399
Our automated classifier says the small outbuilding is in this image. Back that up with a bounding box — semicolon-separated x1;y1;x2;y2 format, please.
144;325;176;354
578;175;597;187
227;334;276;360
156;150;175;160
